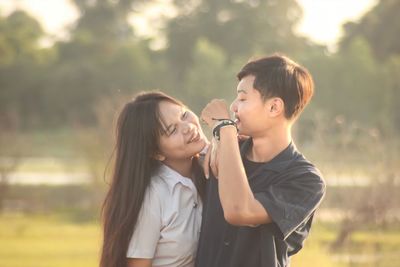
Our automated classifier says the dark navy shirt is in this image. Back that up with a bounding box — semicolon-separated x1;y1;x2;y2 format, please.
195;140;326;267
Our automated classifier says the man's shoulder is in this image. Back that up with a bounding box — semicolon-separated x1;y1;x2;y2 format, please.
285;152;326;197
264;148;325;192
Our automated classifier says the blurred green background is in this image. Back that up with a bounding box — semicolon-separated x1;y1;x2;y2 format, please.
0;0;400;266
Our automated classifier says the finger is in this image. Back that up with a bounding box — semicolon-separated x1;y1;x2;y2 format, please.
238;134;250;141
200;110;212;127
210;139;218;178
211;160;218;179
203;144;212;179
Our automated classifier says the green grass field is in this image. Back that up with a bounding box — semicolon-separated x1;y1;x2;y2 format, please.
1;214;399;267
0;214;101;267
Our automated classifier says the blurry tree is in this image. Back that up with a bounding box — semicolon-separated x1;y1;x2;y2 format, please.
0;115;23;213
302;38;391;128
69;0;140;47
298;0;400;133
0;10;53;128
180;39;239;113
71;93;129;215
300;112;400;250
0;151;22;213
341;0;400;61
384;56;400;131
1;0;398;136
49;41;155;124
73;94;121;186
164;0;308;89
329;131;400;249
48;0;157;125
0;10;43;61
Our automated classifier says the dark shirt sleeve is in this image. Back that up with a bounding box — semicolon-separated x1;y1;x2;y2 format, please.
254;168;325;240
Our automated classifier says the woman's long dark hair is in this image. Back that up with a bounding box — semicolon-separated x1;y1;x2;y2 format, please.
100;91;205;267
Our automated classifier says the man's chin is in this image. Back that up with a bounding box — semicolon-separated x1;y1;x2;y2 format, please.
237;125;245;135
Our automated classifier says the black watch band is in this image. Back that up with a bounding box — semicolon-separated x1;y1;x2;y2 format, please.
212;119;237;140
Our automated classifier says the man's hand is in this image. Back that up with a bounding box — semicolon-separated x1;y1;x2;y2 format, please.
201;99;229;178
201;99;230;128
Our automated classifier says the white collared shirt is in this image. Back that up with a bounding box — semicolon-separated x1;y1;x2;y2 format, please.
126;164;203;267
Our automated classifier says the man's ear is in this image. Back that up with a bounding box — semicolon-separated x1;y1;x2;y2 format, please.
153;153;166;161
267;98;284;117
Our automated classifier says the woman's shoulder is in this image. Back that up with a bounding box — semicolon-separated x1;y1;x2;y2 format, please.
141;173;176;220
150;165;185;195
139;176;167;215
147;172;172;199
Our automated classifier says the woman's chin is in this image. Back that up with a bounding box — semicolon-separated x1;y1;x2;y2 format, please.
194;138;208;154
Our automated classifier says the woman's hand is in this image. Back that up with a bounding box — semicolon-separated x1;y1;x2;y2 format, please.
203;138;219;179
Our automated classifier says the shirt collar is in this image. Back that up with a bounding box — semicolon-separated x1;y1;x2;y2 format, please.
156;163;196;189
240;138;299;173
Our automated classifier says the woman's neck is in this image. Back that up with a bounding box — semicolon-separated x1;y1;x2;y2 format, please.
163;158;193;178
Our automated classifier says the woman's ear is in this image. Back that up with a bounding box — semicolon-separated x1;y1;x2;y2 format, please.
153;153;166;161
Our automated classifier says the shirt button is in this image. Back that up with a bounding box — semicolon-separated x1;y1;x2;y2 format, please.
224;241;230;246
193;202;198;208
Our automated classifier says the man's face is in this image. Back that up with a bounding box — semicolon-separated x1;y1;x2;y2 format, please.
230;75;275;137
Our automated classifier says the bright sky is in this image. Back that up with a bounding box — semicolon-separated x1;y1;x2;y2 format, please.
296;0;377;47
0;0;377;47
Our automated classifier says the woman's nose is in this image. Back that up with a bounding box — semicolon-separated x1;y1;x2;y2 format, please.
182;122;193;134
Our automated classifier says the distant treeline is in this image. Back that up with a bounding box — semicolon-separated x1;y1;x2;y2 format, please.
1;0;400;133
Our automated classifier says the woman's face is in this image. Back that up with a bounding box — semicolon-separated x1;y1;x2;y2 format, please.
156;101;207;164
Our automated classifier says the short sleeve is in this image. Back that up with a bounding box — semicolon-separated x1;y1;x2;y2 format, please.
255;169;325;240
126;185;162;258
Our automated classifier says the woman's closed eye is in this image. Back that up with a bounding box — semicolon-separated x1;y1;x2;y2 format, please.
166;110;189;136
169;126;177;135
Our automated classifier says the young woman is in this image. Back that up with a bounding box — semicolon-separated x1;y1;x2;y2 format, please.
100;92;208;267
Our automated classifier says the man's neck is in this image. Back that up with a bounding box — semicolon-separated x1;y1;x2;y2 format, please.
248;124;292;163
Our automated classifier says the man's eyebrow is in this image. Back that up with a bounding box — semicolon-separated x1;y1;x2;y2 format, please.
237;89;247;94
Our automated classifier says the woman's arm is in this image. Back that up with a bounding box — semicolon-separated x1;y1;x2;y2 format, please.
127;258;152;267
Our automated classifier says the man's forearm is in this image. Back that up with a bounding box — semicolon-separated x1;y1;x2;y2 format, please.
200;99;270;225
217;126;255;223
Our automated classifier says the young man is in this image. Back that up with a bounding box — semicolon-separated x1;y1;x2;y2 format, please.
196;55;326;267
